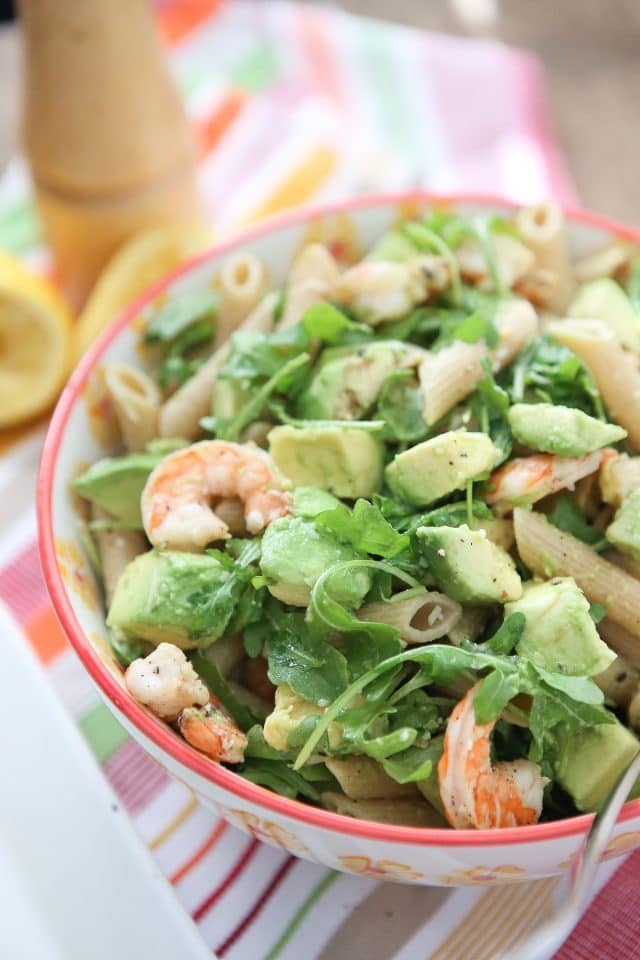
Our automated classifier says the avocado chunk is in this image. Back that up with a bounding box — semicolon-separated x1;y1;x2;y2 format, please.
506;577;615;676
268;425;384;499
600;454;640;506
508;403;627;457
74;451;164;523
260;515;370;606
606;489;640;560
292;486;342;518
385;431;498;507
107;550;239;649
296;341;418;420
568;278;640;352
416;524;522;604
556;717;639;812
264;684;344;752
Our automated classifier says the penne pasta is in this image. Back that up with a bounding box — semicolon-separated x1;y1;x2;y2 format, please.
594;656;639;707
104;362;160;451
324;756;418;800
600;454;640;506
447;606;489;647
574;243;631;284
320;792;444;827
158;290;277;439
419;298;538;424
278;243;339;329
598;619;640;671
91;504;146;606
214;251;268;348
357;589;462;644
548;319;640;450
513;507;640;639
516;202;575;312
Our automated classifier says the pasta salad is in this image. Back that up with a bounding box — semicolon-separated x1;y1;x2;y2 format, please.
74;203;640;830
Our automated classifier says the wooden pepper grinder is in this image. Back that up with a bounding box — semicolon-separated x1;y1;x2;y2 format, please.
19;0;202;306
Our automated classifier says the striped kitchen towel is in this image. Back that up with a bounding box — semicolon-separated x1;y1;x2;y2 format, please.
3;2;637;958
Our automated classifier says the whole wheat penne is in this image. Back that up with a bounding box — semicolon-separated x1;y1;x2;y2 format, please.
598;619;640;671
91;504;146;606
214;251;268;347
278;244;339;329
513;507;640;638
357;589;462;644
419;298;538;424
516;202;575;312
324;756;418;800
574;243;631;284
594;656;639;707
548;319;640;450
158;290;277;438
104;362;160;451
320;792;444;827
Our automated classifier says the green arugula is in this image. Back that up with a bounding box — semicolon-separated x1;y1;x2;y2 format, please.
108;627;143;667
190;651;262;731
144;290;219;344
547;494;609;552
301;302;372;344
313;500;410;558
507;334;605;419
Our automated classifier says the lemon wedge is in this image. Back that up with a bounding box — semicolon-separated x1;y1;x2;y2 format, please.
0;252;73;428
74;221;213;360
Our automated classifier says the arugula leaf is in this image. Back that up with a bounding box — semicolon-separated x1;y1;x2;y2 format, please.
144;290;219;344
507;334;604;419
451;311;499;348
201;352;310;440
293;643;611;771
590;602;608;623
308;559;420;645
399;220;463;305
381;739;443;785
238;757;321;800
479;612;526;655
390;498;492;538
268;402;385;432
473;669;521;724
314;500;410;558
375;370;429;443
265;609;350;705
470;358;512;464
301;302;372;344
190;651;262;731
547;494;608;552
219;324;308;381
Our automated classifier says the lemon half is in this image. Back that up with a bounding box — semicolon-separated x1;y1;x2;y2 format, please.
0;252;73;429
74;221;213;360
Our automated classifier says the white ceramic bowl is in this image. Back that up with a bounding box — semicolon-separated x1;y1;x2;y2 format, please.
38;193;640;887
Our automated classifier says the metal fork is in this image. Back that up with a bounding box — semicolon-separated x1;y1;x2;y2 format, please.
491;750;640;960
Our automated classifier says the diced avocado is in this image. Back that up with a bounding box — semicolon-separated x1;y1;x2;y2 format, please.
296;341;416;420
508;403;627;457
385;431;498;507
568;278;640;352
416;524;522;604
259;515;370;606
367;230;417;263
506;577;615;676
74;452;163;523
263;684;344;752
268;425;384;499
556;717;639;812
292;486;342;518
607;489;640;560
107;550;236;649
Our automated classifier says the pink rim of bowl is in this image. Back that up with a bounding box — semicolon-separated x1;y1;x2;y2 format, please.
38;190;640;848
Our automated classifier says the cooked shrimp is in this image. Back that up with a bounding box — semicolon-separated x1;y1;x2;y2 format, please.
125;642;209;721
438;682;545;829
333;255;449;324
484;451;603;514
141;440;290;550
179;700;247;763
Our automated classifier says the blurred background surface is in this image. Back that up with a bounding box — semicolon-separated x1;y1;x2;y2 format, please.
1;0;639;220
